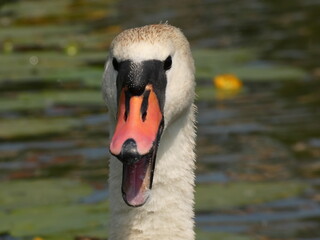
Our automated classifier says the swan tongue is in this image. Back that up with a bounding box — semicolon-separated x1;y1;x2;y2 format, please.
120;119;162;207
122;154;153;207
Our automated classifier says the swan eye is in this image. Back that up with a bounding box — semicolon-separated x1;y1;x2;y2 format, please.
112;57;119;71
163;56;172;71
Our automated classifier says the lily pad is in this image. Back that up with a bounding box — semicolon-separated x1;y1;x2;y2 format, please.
1;26;116;50
229;65;306;81
0;0;72;19
0;179;92;210
0;179;108;238
0;0;117;23
196;85;245;101
0;52;107;74
0;0;118;51
0;90;103;112
195;181;306;211
196;230;256;240
0;179;302;239
0;117;79;139
1;203;108;237
0;51;105;88
193;48;306;81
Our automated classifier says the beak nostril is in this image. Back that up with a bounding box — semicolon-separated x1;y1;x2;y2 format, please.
140;90;150;122
142;111;147;122
124;90;131;122
124;110;128;121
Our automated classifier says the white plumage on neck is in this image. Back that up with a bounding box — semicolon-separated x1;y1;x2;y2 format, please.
108;105;196;240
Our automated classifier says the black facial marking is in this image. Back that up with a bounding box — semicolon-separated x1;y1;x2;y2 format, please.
141;90;150;122
112;58;119;71
163;56;172;71
116;61;146;96
115;59;167;112
124;90;131;121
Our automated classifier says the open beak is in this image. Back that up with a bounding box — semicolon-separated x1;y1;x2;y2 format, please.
110;84;164;207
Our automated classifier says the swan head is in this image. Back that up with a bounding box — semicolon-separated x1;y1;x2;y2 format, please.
103;24;195;207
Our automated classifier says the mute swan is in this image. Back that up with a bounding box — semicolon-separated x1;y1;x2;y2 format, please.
103;24;196;240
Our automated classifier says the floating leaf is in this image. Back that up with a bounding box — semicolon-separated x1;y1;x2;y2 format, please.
0;118;79;139
193;49;306;81
0;90;103;112
2;39;14;54
65;42;79;56
4;203;108;237
0;52;105;88
0;179;92;210
33;237;44;240
196;230;256;240
196;86;245;101
195;181;306;211
0;179;108;238
213;74;242;90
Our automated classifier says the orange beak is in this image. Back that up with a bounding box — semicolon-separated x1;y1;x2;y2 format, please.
110;84;163;157
109;84;164;206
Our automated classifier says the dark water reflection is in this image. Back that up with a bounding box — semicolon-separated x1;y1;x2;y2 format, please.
195;81;320;238
119;0;320;72
0;0;320;239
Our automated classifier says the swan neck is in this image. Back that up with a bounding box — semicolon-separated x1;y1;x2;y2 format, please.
109;105;196;240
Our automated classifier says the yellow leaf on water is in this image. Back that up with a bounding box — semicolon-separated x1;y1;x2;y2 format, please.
213;73;243;90
33;237;44;240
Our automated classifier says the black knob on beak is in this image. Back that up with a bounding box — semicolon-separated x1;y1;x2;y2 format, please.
118;138;141;165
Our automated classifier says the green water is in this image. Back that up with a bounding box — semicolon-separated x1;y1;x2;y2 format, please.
0;0;319;239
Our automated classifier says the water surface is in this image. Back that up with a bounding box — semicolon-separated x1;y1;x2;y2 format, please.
0;0;319;239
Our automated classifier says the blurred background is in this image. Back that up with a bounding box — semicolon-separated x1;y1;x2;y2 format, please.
0;0;319;239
